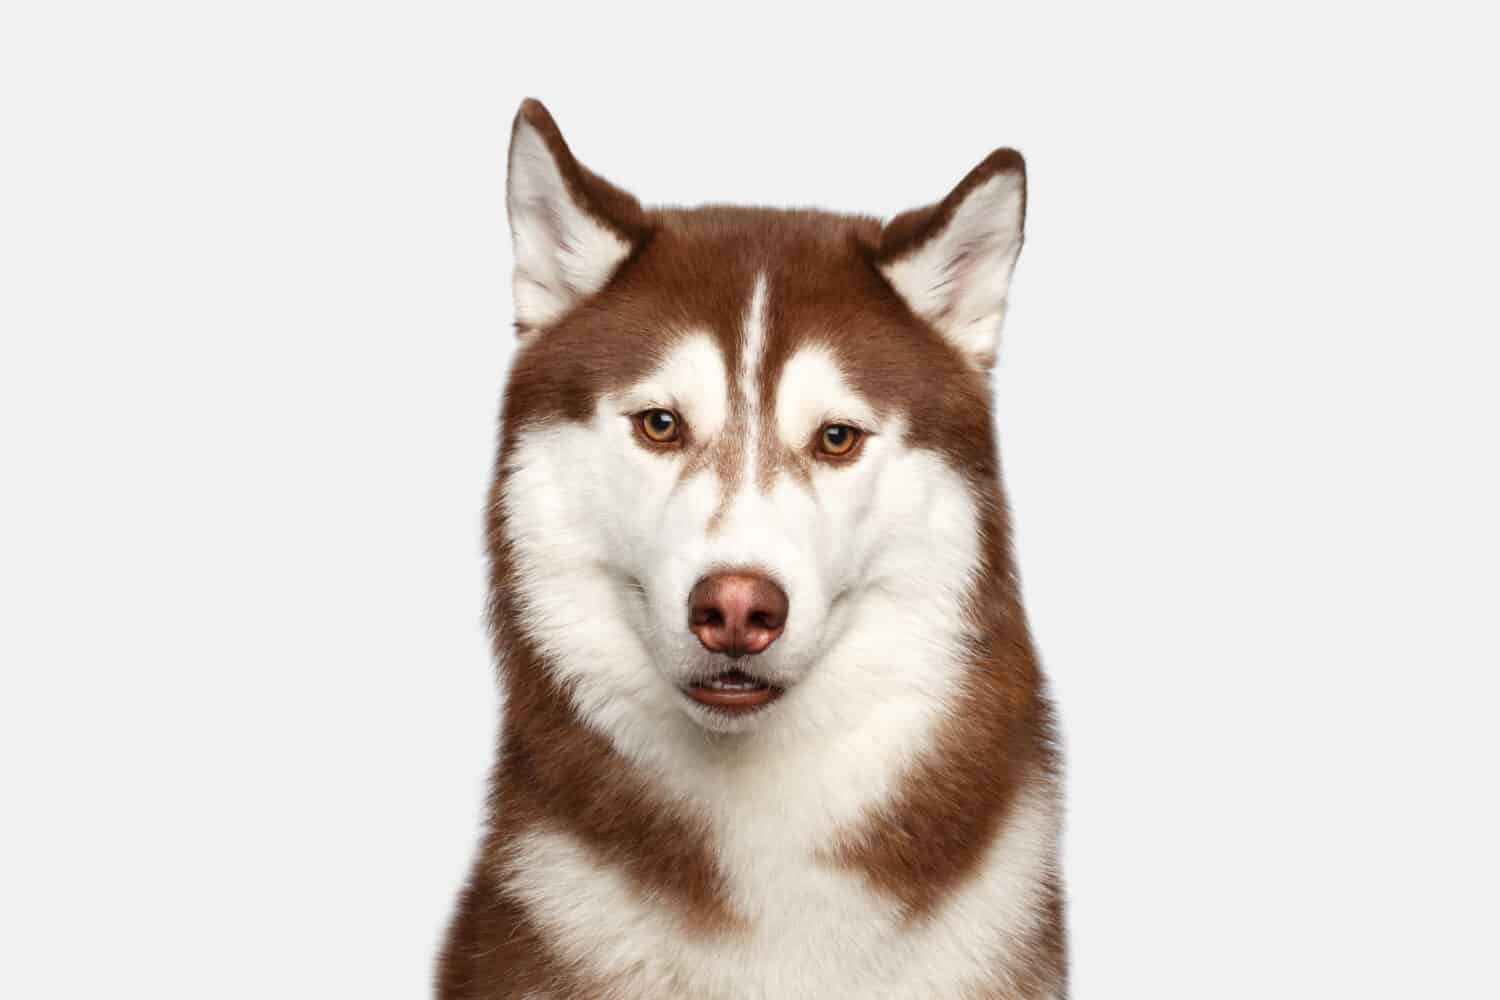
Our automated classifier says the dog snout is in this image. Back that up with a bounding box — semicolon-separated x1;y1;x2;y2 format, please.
687;571;788;657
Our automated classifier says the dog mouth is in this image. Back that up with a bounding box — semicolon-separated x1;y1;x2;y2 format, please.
681;667;783;713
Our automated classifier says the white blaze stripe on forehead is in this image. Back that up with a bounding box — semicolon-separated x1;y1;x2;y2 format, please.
739;273;769;414
737;273;769;485
774;344;877;447
616;333;729;439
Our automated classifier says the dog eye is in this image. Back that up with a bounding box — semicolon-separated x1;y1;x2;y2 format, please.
816;423;862;458
636;408;682;445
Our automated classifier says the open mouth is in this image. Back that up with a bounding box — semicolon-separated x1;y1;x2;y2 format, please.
682;668;783;713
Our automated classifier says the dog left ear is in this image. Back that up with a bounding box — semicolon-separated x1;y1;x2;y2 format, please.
876;150;1027;370
507;99;650;334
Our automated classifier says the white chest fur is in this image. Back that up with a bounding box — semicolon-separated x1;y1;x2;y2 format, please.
502;776;1058;1000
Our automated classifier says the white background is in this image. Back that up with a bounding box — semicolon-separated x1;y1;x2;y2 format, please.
2;3;1497;997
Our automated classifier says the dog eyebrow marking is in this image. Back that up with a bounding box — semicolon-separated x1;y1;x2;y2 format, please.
766;344;860;491
773;344;877;455
623;333;728;436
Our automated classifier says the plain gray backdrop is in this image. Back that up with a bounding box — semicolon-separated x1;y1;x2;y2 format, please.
2;3;1496;997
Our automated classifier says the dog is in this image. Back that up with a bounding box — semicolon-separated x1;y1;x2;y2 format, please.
438;98;1066;999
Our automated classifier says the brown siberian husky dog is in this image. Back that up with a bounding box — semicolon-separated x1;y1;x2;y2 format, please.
439;99;1066;999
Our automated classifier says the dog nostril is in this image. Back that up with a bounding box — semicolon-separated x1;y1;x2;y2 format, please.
691;606;725;628
748;610;779;631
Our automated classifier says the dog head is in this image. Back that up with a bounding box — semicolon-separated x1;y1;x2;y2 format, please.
494;100;1025;737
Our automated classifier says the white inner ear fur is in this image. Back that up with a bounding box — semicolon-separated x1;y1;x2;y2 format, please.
507;120;631;330
880;172;1025;369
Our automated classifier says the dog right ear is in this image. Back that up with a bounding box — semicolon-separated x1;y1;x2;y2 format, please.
875;149;1027;371
506;99;650;334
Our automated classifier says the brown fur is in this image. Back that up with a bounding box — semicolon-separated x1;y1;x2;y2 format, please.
438;99;1065;999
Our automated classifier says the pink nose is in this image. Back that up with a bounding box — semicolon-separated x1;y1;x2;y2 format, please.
688;572;789;657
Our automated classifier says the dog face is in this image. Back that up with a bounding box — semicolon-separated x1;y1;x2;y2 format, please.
496;102;1025;738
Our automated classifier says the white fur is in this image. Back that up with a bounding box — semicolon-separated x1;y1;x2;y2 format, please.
615;332;730;439
881;172;1025;369
774;343;880;445
507;117;631;330
738;273;769;423
506;782;1059;1000
498;274;1054;996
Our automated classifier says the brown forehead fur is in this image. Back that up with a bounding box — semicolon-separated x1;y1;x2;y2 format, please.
501;204;996;466
439;102;1063;999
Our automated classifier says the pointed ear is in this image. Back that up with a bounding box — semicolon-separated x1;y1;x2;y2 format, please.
876;150;1027;369
507;99;650;333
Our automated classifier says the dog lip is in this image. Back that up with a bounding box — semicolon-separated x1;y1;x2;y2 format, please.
682;668;783;712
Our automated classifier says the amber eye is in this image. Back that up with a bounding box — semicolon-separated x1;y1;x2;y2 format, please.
817;423;862;457
636;408;682;444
